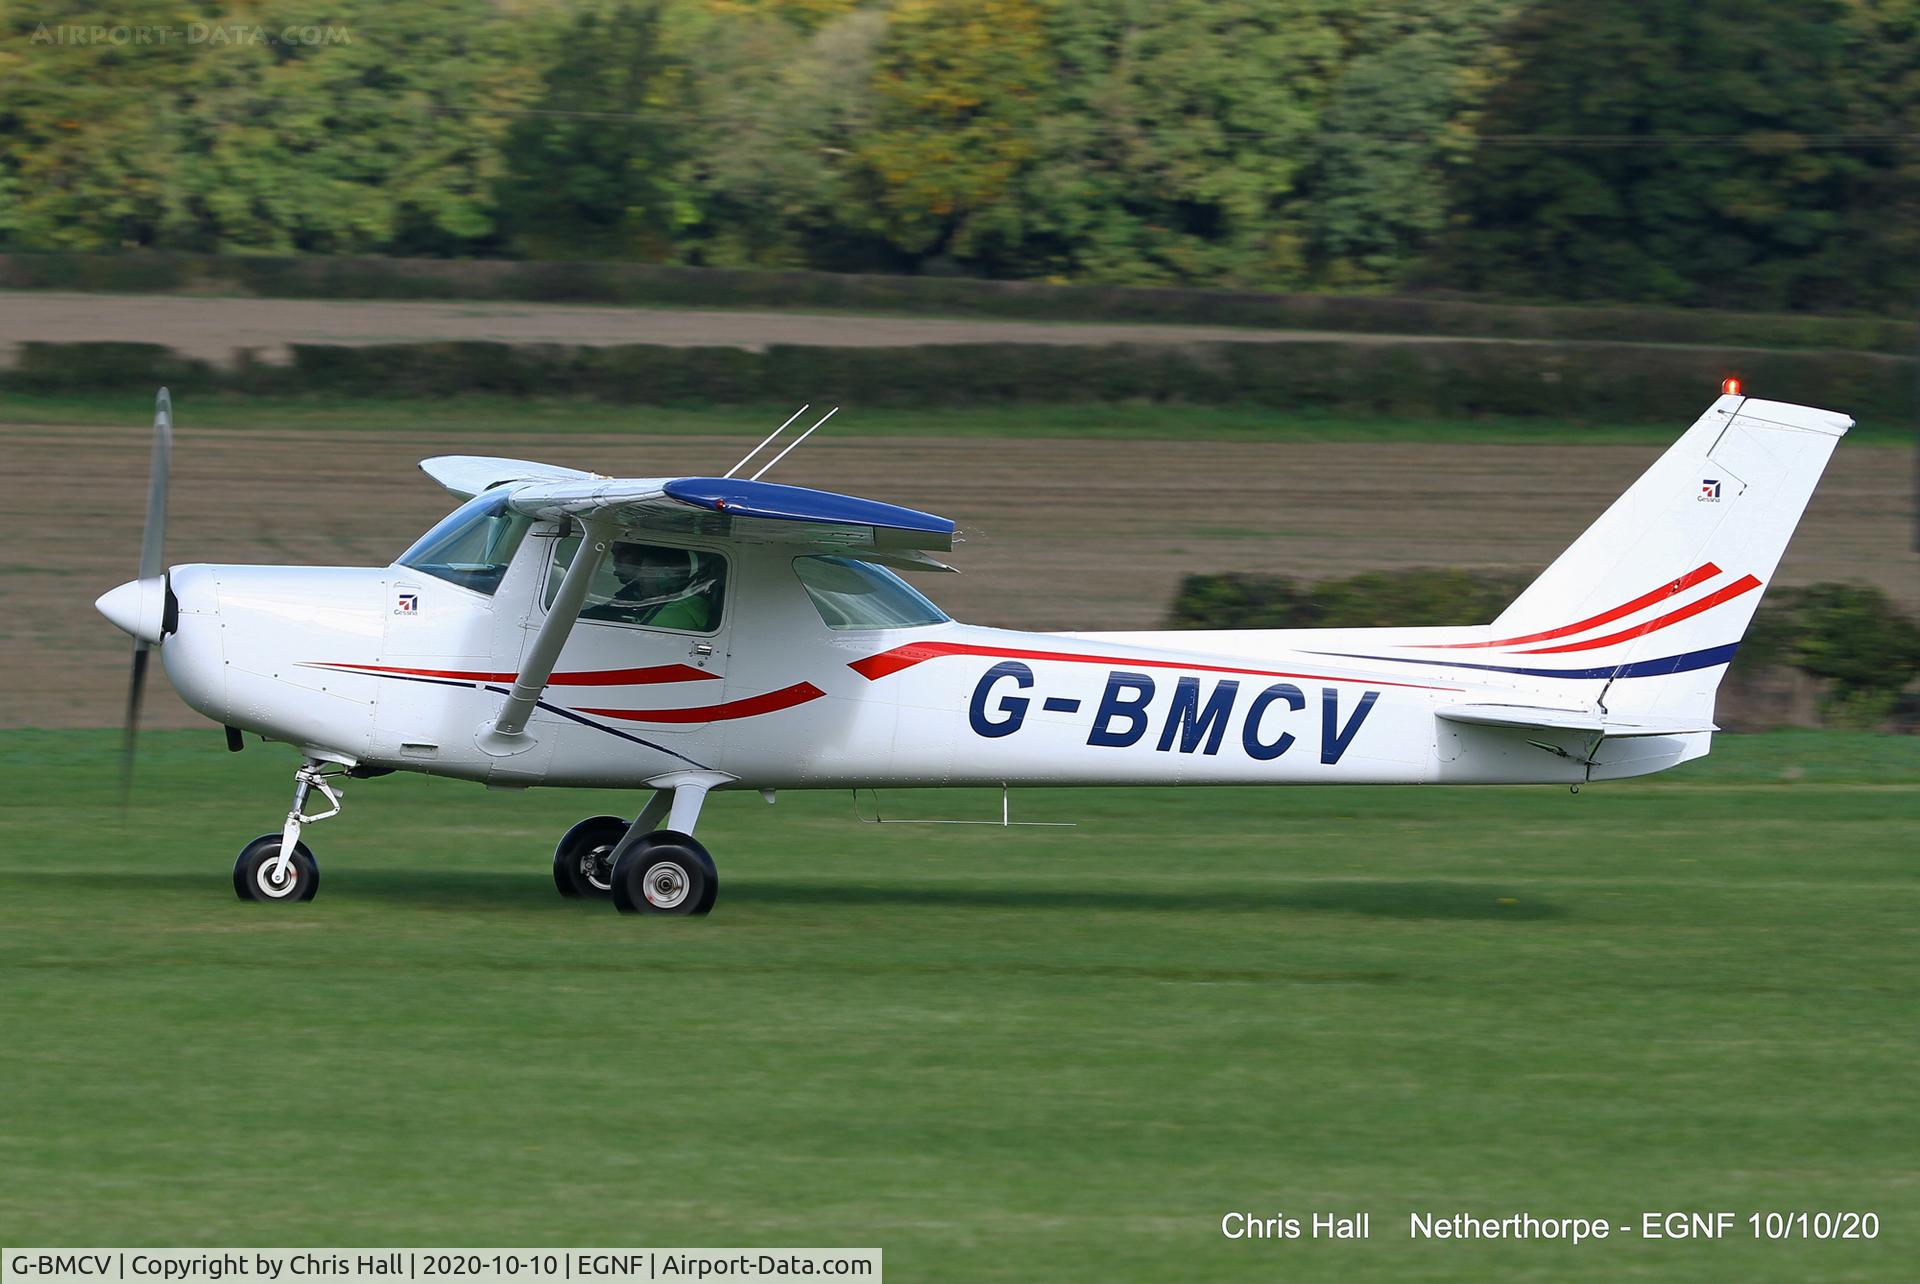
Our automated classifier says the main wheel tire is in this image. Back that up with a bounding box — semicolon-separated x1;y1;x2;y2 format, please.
233;834;319;903
552;815;633;899
611;831;718;916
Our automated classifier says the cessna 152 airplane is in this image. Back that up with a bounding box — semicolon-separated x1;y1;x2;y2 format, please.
98;385;1848;916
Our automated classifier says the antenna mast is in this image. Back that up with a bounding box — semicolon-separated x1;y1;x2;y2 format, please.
722;405;809;480
750;407;839;481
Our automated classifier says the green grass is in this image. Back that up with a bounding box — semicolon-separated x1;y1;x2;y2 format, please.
9;391;1914;446
3;730;1917;1280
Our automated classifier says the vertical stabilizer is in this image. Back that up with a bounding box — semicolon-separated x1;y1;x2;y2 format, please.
1485;394;1849;723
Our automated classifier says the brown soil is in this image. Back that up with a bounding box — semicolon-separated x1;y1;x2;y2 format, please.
4;423;1911;729
0;290;1493;365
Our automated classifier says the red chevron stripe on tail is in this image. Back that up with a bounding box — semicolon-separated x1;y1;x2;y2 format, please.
1418;563;1721;649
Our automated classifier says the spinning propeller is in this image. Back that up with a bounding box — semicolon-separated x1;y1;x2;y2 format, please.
97;389;173;799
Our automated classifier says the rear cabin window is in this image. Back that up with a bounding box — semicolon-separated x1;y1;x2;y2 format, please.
397;490;533;596
793;555;949;630
546;536;727;634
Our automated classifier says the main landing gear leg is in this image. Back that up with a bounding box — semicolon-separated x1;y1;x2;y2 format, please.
234;757;343;903
553;790;670;899
610;771;730;917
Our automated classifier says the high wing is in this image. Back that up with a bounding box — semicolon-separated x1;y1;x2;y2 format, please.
445;465;958;754
504;474;958;570
420;455;598;500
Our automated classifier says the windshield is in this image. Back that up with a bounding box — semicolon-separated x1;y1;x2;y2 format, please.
397;491;534;596
794;555;949;630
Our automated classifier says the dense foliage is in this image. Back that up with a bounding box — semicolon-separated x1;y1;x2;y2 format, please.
1741;583;1920;725
2;0;1915;309
10;332;1910;423
1431;0;1912;310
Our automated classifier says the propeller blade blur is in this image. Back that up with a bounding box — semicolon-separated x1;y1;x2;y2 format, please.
139;388;171;581
122;388;172;802
121;646;150;803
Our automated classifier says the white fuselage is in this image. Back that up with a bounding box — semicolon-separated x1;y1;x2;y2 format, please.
158;526;1702;795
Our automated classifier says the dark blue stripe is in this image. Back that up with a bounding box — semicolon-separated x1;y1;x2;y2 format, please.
348;670;710;769
1308;642;1741;681
478;684;712;770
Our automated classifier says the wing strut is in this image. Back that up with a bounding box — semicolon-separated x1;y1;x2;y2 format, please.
480;516;615;754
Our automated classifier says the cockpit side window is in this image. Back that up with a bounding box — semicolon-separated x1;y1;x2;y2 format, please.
793;555;949;630
397;490;534;596
546;536;727;634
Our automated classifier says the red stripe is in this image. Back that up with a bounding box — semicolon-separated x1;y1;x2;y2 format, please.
1516;576;1762;654
549;664;716;687
308;662;717;686
578;682;825;724
1422;563;1722;649
848;641;1456;691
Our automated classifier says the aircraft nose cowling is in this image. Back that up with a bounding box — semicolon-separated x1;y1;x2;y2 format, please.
96;575;169;645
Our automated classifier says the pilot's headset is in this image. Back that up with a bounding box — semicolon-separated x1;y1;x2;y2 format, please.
628;544;699;603
672;547;707;599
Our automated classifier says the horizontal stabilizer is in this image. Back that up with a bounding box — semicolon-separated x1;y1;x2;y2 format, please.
1437;704;1718;738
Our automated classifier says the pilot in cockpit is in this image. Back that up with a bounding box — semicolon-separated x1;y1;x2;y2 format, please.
600;542;712;631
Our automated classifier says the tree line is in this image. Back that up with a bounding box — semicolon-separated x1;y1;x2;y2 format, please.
3;0;1915;312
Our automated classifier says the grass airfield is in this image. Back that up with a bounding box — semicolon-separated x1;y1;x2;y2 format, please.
1;729;1914;1280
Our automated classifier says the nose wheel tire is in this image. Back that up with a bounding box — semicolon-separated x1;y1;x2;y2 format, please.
552;815;635;899
233;834;319;902
611;832;718;916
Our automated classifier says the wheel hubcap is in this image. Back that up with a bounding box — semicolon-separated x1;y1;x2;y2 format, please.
255;858;298;898
645;861;690;909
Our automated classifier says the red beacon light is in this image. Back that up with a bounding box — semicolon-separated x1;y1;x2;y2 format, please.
1721;376;1742;395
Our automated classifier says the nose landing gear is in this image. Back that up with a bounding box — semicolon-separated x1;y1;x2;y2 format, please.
234;757;346;903
233;833;318;901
